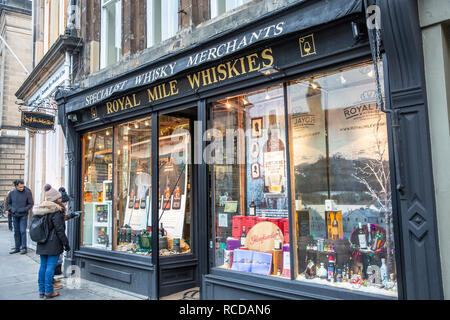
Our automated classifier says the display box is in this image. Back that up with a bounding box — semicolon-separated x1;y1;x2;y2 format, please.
326;211;343;240
232;216;245;239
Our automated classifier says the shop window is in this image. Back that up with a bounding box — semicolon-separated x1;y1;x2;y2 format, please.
158;114;192;256
210;0;252;19
81;128;114;250
287;62;398;297
146;0;179;48
101;0;122;68
211;85;290;278
115;118;152;255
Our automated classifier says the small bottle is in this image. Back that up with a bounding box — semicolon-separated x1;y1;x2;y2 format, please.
332;213;339;240
172;185;182;210
367;223;372;249
380;258;388;286
159;222;165;238
358;222;367;250
274;233;282;250
372;230;380;251
318;263;327;279
128;189;134;209
305;259;316;279
327;256;335;282
336;269;342;282
240;226;247;247
249;198;256;216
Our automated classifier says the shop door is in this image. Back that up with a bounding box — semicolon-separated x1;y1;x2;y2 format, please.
157;106;201;299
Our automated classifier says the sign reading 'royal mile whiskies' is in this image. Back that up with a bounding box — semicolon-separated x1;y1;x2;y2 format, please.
21;111;55;131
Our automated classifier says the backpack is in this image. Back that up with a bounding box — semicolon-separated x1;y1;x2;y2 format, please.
29;214;50;244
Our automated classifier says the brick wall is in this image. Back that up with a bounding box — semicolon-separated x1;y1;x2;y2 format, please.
0;137;25;200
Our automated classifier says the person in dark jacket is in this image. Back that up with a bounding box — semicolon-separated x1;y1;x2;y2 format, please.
32;184;70;299
8;180;34;254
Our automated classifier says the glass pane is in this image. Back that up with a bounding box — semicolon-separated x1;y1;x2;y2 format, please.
288;62;398;297
81;128;113;250
158;114;192;256
211;85;290;278
115;117;152;255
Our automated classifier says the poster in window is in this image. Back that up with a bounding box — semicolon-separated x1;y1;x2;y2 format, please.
158;132;189;239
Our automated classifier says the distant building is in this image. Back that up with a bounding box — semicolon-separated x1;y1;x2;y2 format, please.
0;0;31;199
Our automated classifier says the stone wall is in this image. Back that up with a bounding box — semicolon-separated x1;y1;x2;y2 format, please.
0;137;25;199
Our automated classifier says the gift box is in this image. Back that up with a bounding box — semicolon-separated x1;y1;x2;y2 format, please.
226;237;242;251
232;216;245;239
283;218;290;243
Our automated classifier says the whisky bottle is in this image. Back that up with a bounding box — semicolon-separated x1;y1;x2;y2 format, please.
160;222;165;238
249;198;256;216
172;185;181;210
128;189;134;209
274;233;282;250
380;258;388;286
358;222;367;250
163;179;171;210
327;255;335;282
367;223;372;249
332;214;339;240
305;260;316;279
140;196;146;209
240;226;247;247
372;230;380;251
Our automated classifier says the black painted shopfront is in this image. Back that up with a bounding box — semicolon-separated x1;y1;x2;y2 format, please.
56;0;443;300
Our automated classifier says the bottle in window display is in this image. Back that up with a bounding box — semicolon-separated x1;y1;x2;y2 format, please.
240;226;247;247
358;222;367;250
327;255;336;282
332;214;339;240
336;269;342;282
274;233;282;250
249;198;256;216
163;178;171;210
128;189;134;209
172;185;182;210
367;223;372;248
318;263;327;279
380;258;388;286
305;259;316;279
372;230;380;251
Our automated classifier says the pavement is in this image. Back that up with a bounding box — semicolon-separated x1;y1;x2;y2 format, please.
0;221;200;300
0;222;144;300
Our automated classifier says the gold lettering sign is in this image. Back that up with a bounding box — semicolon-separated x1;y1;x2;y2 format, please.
105;93;142;115
187;48;274;90
299;34;316;58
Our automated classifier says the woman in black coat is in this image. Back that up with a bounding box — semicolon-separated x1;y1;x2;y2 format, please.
32;185;70;299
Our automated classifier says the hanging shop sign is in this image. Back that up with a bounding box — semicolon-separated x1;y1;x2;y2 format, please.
66;0;362;113
21;111;55;131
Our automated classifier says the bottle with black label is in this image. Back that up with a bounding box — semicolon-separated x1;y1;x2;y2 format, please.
172;185;181;210
240;226;247;247
163;177;171;210
305;260;316;279
358;222;367;250
249;198;256;216
128;189;134;209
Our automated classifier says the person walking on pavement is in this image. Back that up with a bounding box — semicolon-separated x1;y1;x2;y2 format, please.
32;184;70;299
7;180;34;254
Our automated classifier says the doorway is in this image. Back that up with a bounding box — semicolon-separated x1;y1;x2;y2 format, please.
156;106;200;299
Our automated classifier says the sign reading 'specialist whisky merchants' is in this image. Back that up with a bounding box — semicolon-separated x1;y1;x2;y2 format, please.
67;0;362;115
21;111;55;131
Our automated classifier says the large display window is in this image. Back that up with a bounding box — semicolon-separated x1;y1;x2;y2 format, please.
115;117;152;255
210;61;398;297
158;114;192;257
211;85;290;278
81;128;114;250
288;62;397;297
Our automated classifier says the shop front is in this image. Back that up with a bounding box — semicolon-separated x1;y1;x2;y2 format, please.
56;0;443;300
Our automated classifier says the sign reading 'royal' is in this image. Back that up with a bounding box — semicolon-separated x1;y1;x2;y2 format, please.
21;111;55;131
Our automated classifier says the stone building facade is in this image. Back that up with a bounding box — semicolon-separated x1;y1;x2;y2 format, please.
0;0;31;199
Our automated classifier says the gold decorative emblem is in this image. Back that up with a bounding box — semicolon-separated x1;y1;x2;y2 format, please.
91;106;98;119
299;34;316;58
